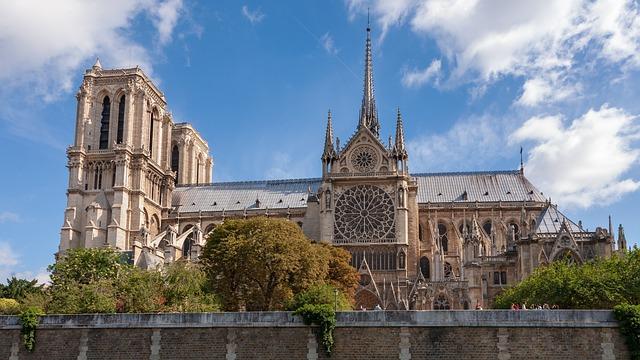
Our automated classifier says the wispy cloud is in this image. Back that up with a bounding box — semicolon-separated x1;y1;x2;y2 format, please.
511;105;640;207
0;211;20;224
402;59;441;88
320;32;339;55
0;0;186;147
347;0;640;106
241;5;265;25
0;242;18;267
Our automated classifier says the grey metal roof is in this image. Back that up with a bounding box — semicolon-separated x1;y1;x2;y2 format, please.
534;205;585;234
172;178;322;213
413;170;546;203
172;170;546;213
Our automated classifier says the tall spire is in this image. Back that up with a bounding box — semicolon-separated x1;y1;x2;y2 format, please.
393;107;407;158
618;224;627;253
359;19;380;137
322;110;337;162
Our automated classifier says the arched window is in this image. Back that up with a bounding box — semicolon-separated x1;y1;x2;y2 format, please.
458;220;471;236
149;110;155;157
433;294;450;310
204;224;216;236
99;96;111;149
171;145;180;183
419;256;430;279
483;221;492;237
438;223;448;253
508;223;520;243
116;95;125;144
444;262;453;279
418;224;423;241
398;251;406;269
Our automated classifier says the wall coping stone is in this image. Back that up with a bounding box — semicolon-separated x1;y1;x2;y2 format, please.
0;310;618;330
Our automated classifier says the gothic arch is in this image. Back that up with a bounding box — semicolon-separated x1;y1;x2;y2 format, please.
433;293;451;310
437;222;449;253
419;256;430;279
553;248;582;265
150;214;160;236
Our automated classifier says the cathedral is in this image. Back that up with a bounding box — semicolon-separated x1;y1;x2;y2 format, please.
60;26;628;309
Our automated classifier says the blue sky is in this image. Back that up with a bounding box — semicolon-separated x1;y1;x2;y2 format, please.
1;0;639;282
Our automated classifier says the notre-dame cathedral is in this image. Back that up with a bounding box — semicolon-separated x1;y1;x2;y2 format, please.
60;25;628;309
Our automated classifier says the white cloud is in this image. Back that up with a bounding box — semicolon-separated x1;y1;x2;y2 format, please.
0;211;20;223
347;0;640;106
320;33;339;55
0;242;19;267
512;105;640;207
0;0;185;98
241;5;265;25
402;59;441;88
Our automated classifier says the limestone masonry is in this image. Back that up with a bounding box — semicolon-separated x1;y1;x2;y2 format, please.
0;311;630;359
60;25;628;309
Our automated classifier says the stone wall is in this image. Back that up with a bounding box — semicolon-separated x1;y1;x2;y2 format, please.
0;311;629;359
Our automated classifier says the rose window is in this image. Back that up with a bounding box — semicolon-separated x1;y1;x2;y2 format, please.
350;145;378;172
334;185;395;243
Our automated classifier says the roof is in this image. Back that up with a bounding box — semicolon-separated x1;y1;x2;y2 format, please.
172;178;322;213
534;205;585;234
413;170;546;203
171;170;547;213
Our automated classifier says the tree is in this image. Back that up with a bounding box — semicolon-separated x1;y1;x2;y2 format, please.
200;217;358;311
161;261;219;312
494;247;640;309
0;277;44;302
49;248;124;287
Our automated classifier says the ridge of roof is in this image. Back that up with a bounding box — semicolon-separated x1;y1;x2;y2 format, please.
176;177;323;188
412;170;521;177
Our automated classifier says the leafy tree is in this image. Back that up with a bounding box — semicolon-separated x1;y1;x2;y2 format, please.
0;277;44;302
115;267;164;313
49;248;124;287
162;261;219;312
614;304;640;360
495;247;640;309
0;298;21;314
201;217;358;311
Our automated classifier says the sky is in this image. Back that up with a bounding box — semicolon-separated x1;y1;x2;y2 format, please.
0;0;639;283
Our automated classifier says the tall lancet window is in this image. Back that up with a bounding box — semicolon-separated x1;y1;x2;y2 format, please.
116;95;125;144
98;96;111;149
149;110;155;157
171;145;180;184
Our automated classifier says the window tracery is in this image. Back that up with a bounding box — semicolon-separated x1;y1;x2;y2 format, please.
99;96;110;149
334;185;395;243
350;145;378;172
433;294;450;310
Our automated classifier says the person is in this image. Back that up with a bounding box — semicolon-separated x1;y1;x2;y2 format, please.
543;303;550;310
475;301;483;310
510;303;518;310
552;304;559;310
521;303;527;310
374;304;382;310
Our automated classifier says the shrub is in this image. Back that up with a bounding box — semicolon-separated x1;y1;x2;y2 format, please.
294;304;337;356
287;285;351;311
19;307;43;352
0;298;20;315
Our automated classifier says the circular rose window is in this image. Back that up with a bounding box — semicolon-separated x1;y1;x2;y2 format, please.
334;184;395;243
350;145;378;172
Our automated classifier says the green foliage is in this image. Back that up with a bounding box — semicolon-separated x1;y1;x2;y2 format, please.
115;267;164;313
614;304;640;360
0;277;44;301
201;217;358;311
294;304;337;356
494;248;640;309
287;285;351;311
0;298;20;315
162;261;219;312
49;248;124;287
18;307;43;352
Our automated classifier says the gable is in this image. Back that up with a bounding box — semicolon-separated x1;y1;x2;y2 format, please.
336;128;392;174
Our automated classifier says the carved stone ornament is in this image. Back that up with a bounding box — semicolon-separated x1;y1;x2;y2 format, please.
350;145;378;172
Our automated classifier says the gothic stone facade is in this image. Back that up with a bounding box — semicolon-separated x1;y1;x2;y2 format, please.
60;30;628;309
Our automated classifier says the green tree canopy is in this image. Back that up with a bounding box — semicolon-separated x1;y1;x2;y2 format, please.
0;277;44;302
495;247;640;309
200;217;358;311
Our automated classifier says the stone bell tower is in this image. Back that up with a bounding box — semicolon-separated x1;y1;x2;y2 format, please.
59;59;212;257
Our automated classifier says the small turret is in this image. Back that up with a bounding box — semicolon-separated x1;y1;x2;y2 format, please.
618;224;627;253
392;108;408;173
92;57;102;71
322;110;337;176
